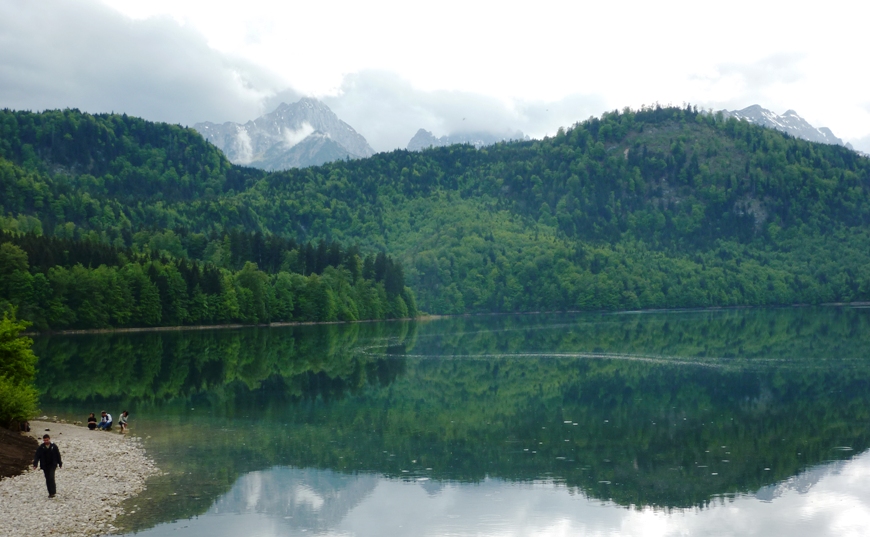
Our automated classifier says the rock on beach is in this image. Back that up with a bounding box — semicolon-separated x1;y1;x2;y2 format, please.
0;420;159;537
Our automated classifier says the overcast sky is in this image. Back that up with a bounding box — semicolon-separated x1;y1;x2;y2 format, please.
2;0;868;152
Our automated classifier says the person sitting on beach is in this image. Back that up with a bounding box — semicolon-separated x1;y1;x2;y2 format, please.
87;413;97;430
97;411;113;430
118;410;129;433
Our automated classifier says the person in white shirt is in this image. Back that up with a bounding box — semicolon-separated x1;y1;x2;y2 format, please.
97;410;113;430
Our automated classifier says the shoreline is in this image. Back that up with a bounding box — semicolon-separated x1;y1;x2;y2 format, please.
26;314;441;337
0;420;160;537
23;302;870;337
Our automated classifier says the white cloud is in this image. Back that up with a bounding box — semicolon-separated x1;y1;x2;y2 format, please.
847;134;870;155
233;129;254;165
321;71;606;151
0;0;286;125
283;122;315;149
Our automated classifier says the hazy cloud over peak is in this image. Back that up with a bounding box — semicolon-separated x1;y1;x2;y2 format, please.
849;134;870;154
0;0;285;125
321;71;607;152
717;53;807;87
4;1;868;154
0;2;605;152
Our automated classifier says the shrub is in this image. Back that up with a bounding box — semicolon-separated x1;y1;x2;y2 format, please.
0;309;39;427
0;375;38;426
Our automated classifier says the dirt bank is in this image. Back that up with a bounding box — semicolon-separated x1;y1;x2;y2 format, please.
0;426;38;479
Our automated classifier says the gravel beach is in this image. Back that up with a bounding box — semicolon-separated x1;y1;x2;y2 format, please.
0;420;160;537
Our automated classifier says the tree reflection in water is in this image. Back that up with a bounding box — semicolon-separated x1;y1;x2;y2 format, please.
33;307;870;531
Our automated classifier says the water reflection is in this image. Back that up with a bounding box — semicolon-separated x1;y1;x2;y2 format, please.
33;308;870;533
33;320;416;404
130;452;870;537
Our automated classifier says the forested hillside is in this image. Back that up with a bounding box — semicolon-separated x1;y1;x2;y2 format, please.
2;105;870;328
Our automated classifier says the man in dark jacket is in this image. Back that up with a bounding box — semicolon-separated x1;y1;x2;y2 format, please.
33;434;62;497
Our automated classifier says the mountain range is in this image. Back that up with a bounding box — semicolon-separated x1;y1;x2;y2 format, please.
195;100;857;172
720;105;851;148
194;98;532;170
194;98;375;171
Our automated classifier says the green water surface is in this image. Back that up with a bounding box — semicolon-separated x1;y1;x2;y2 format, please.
33;308;870;536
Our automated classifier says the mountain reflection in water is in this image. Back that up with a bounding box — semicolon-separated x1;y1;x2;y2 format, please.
33;308;870;536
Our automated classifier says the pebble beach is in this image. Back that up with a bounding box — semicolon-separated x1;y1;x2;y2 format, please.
0;420;159;537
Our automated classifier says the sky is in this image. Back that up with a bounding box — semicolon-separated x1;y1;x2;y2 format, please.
1;0;869;152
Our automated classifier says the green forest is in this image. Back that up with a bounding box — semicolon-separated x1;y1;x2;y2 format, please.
0;230;415;330
2;105;870;329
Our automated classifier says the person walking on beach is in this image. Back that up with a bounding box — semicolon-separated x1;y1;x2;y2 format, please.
98;410;113;430
33;434;62;498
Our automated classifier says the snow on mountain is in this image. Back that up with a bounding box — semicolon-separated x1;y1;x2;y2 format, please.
720;105;846;147
194;98;375;171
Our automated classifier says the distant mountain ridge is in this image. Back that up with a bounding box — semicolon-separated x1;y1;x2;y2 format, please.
407;129;527;151
194;98;375;170
720;105;851;149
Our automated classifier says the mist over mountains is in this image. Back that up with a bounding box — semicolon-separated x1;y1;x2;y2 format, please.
194;97;536;170
194;98;374;171
406;129;528;151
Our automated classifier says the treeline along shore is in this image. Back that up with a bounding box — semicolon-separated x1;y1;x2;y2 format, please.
1;230;417;332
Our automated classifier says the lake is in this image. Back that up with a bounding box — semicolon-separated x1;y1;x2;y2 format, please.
34;307;870;536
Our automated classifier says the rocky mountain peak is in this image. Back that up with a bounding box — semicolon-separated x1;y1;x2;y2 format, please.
407;129;442;151
194;99;374;171
720;105;845;147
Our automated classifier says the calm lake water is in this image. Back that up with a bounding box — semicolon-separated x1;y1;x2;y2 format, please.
34;308;870;536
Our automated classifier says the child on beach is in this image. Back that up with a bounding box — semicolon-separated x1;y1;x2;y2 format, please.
118;410;129;433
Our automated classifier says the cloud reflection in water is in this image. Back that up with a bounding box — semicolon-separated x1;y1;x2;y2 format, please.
128;451;870;537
